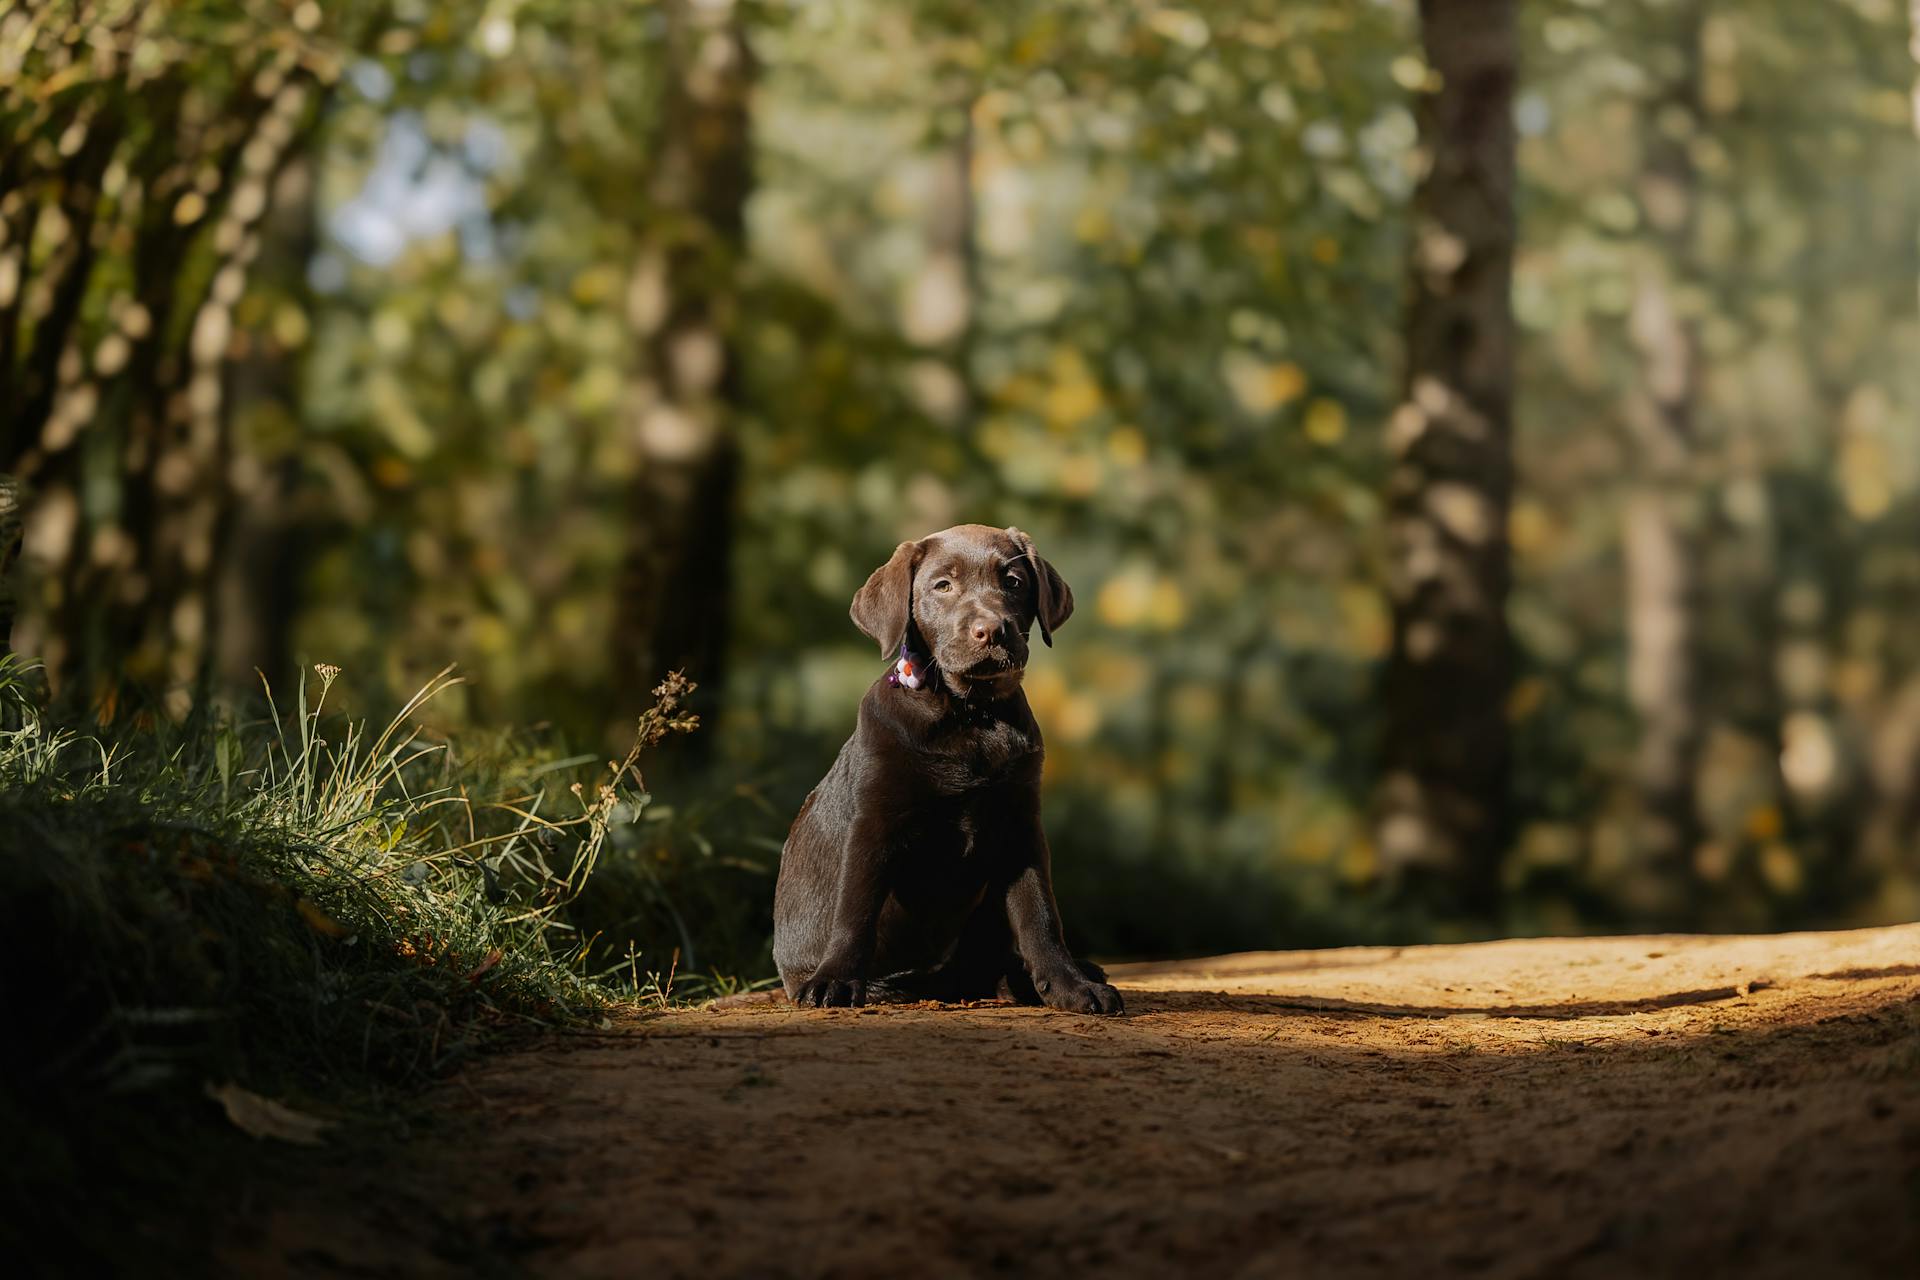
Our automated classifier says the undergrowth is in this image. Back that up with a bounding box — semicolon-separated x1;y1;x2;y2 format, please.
0;660;707;1107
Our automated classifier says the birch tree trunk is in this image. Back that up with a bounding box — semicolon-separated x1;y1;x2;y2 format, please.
1377;0;1518;916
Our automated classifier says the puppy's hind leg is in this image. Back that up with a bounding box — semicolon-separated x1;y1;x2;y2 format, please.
869;904;1022;1004
862;964;999;1004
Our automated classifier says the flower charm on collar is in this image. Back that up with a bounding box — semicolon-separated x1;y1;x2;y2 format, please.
886;641;929;690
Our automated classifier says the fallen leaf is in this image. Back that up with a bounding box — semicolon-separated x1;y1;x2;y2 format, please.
205;1082;334;1146
296;897;349;938
466;948;504;983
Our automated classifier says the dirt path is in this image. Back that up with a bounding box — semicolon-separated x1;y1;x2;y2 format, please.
239;925;1920;1278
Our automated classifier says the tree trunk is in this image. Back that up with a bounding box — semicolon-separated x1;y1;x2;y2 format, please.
0;4;379;707
1621;1;1706;918
900;100;977;426
105;77;315;714
2;55;309;706
213;154;321;702
612;0;754;747
1377;0;1518;916
0;474;21;657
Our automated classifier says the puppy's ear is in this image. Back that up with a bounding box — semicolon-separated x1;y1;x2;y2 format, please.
1007;527;1073;647
851;540;920;656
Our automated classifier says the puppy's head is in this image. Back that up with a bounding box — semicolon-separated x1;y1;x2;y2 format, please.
850;524;1072;694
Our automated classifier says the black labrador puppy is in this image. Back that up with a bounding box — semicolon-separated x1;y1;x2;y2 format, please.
772;524;1124;1014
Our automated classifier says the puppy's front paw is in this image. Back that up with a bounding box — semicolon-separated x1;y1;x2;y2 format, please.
794;973;867;1008
1036;974;1125;1015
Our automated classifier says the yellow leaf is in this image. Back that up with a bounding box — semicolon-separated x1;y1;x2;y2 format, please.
1221;353;1304;415
296;897;349;938
1266;362;1307;407
1304;398;1347;445
1510;500;1555;556
1106;426;1147;467
1758;843;1802;895
1505;677;1548;722
205;1082;334;1146
1744;805;1782;842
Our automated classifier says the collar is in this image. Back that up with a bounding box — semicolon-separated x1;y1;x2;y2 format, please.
885;642;930;690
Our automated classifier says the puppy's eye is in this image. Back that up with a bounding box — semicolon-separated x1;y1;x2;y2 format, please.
932;579;953;593
1003;573;1023;590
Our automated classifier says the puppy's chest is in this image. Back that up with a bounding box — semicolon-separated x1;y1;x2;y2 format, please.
901;798;997;871
924;718;1036;791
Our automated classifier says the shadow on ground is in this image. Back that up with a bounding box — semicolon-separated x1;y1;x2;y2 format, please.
222;927;1920;1280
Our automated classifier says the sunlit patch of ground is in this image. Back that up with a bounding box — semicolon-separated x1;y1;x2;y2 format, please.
229;925;1920;1278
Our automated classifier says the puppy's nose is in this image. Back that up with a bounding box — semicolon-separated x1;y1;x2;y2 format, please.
970;619;993;644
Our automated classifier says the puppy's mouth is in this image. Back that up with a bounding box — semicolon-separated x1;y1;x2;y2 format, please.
959;650;1024;679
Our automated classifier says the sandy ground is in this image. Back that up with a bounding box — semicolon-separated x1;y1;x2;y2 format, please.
232;925;1920;1278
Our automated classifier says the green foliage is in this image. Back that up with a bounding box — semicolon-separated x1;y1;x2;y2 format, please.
283;0;1427;949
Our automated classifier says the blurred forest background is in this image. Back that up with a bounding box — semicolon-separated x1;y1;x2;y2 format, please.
4;0;1920;974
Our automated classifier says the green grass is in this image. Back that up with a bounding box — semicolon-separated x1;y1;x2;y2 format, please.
0;662;717;1091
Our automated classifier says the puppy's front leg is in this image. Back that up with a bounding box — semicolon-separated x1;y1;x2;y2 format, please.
793;811;892;1008
1005;851;1124;1016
